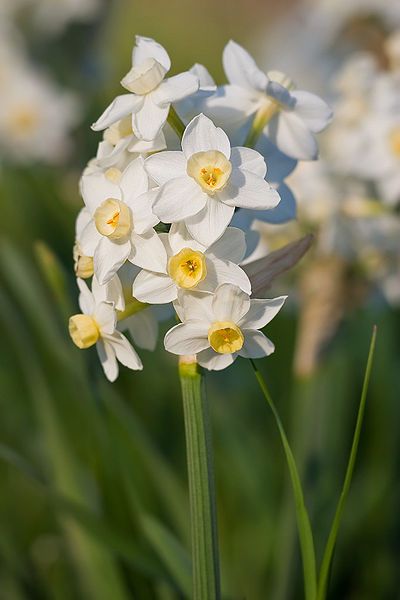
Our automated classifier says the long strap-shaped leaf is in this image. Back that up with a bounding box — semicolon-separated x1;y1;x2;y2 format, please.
250;359;317;600
317;326;377;600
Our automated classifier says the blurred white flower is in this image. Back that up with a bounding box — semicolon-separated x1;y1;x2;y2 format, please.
69;278;142;381
165;283;286;371
92;36;199;141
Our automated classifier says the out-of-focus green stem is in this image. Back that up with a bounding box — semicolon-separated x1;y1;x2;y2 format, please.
168;106;186;139
244;100;280;148
179;357;221;600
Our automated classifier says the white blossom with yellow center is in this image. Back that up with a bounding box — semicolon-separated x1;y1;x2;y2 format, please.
146;113;280;246
69;278;142;381
78;156;167;285
164;283;287;371
133;223;251;304
92;36;199;141
201;40;332;161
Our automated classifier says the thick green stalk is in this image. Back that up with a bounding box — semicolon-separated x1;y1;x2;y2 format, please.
250;359;317;600
168;106;186;139
317;326;377;600
179;358;221;600
244;101;280;148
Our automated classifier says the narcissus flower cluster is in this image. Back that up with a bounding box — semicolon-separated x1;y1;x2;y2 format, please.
69;35;332;380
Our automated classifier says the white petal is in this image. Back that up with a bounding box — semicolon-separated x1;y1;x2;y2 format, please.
164;323;209;355
174;289;214;323
76;207;92;238
130;230;167;273
94;301;116;334
104;330;143;370
251;183;296;224
123;310;158;351
94;237;131;285
132;36;171;71
152;72;199;106
190;63;216;87
223;40;268;92
181;114;231;159
266;112;318;161
221;169;281;210
133;270;177;304
239;330;275;358
92;94;144;131
197;347;236;371
132;95;169;141
202;84;260;126
96;339;118;382
207;227;246;263
92;274;125;311
212;283;250;322
152;177;207;223
201;258;251;294
168;222;206;254
77;278;94;314
80;172;121;214
120;156;149;203
291;90;333;133
145;151;187;185
238;296;287;329
80;220;101;256
230;147;267;178
185;199;234;247
130;192;159;234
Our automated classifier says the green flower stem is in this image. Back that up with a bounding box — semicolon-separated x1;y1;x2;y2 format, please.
168;106;186;139
117;299;148;321
244;101;280;148
250;359;317;600
179;357;221;600
317;326;377;600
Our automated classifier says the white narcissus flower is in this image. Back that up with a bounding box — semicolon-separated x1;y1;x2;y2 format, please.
146;113;280;246
204;40;332;160
92;36;199;141
165;283;287;371
79;156;167;285
69;278;142;381
133;223;251;304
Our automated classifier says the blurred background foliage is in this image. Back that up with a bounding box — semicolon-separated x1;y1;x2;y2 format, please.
1;0;400;599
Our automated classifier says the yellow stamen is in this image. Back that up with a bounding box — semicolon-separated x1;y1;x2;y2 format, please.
187;150;232;193
94;198;131;239
69;314;99;349
168;248;207;289
208;321;244;354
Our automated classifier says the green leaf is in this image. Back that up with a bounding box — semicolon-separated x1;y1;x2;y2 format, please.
317;326;377;600
250;359;317;600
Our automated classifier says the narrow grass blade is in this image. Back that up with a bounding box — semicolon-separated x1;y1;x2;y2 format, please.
250;359;317;600
179;359;221;600
317;325;377;600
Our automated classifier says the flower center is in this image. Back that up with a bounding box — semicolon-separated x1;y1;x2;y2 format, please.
104;116;133;145
105;167;122;184
168;248;207;289
73;242;94;278
187;150;232;193
10;106;38;135
121;57;167;95
388;127;400;157
208;321;244;354
94;198;131;240
69;314;99;349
